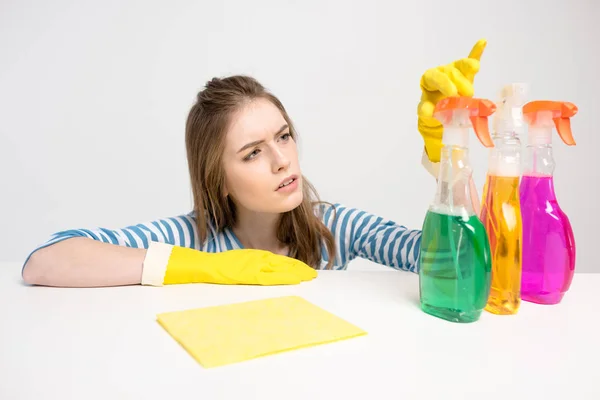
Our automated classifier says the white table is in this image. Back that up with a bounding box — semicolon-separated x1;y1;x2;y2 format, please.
1;260;598;399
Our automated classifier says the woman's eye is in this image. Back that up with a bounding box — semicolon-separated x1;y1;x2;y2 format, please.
244;149;260;161
279;133;292;141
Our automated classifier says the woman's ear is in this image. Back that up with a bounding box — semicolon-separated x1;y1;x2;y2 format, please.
222;183;229;198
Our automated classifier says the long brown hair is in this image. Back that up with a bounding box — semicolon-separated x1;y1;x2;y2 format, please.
185;75;336;269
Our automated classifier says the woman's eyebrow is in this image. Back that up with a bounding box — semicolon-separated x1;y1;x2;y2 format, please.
237;124;288;153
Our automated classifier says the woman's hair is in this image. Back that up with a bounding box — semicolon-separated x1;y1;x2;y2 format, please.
185;75;336;269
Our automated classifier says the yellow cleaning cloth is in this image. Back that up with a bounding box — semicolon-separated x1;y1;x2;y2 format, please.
156;296;367;368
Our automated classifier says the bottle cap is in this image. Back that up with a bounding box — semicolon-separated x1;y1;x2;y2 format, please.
434;96;496;148
522;101;578;145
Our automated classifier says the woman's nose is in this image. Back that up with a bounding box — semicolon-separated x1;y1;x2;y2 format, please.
272;149;291;173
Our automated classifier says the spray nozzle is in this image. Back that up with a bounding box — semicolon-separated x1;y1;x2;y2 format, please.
522;101;578;146
493;83;529;135
434;96;496;148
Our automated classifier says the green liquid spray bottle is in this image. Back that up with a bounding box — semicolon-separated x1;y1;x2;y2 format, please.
418;96;496;323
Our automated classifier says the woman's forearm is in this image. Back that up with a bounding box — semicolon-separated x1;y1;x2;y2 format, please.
469;176;481;216
22;237;147;287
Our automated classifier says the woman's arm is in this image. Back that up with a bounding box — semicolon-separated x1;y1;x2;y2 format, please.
23;238;146;287
321;203;422;272
21;213;199;287
470;176;481;216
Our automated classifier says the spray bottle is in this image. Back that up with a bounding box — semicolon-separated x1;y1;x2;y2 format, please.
419;96;495;323
480;84;527;315
520;100;578;304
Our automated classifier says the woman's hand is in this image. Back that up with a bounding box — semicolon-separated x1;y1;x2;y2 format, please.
417;39;487;165
142;244;318;286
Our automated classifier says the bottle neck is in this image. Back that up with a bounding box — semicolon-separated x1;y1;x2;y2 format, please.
432;145;476;216
523;144;555;177
487;132;521;177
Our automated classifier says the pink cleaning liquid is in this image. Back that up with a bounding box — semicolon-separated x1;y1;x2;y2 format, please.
519;175;576;304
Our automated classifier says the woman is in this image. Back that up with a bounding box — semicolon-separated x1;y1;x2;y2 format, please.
21;40;486;288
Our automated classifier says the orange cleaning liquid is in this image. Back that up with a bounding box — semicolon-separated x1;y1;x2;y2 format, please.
480;175;522;314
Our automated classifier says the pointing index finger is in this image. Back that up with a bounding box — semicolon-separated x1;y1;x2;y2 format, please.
468;39;487;61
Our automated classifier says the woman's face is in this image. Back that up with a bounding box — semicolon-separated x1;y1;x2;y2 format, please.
222;98;303;214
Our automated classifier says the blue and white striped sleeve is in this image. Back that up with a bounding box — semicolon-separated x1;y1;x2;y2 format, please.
23;213;200;268
321;203;422;272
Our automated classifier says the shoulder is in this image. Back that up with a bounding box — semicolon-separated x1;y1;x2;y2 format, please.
313;201;354;216
185;209;241;252
313;201;340;225
313;202;374;230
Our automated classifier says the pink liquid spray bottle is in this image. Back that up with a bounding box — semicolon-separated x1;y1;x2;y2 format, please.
520;100;578;304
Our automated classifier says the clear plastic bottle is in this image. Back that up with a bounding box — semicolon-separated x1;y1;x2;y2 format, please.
480;84;527;315
520;100;578;304
419;96;495;323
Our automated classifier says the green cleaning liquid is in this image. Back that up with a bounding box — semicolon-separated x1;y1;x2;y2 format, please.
419;210;492;323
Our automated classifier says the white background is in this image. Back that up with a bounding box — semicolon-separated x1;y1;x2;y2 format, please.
1;0;598;272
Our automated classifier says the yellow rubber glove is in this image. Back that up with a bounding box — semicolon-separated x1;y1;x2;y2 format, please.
418;39;487;163
141;243;318;286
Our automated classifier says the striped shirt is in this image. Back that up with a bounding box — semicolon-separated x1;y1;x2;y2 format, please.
24;203;422;272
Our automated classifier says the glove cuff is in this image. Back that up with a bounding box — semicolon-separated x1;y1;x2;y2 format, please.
141;242;174;286
421;148;440;179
